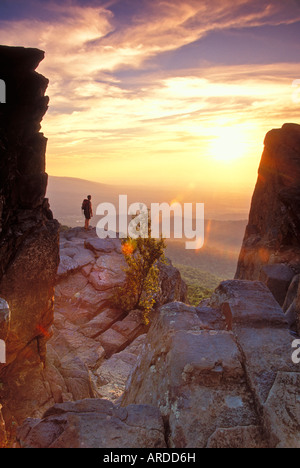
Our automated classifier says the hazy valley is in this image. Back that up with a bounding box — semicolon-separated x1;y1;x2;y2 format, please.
47;176;248;304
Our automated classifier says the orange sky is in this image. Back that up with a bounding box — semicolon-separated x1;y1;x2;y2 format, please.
0;0;300;196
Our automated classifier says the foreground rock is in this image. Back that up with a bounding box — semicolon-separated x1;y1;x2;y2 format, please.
0;46;59;437
17;399;166;448
122;280;299;448
235;123;300;315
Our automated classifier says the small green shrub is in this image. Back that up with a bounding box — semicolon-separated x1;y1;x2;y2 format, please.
113;217;166;325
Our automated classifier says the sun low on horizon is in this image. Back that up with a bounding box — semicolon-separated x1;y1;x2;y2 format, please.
0;0;299;200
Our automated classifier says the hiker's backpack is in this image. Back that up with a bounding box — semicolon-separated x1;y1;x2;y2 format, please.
81;199;89;211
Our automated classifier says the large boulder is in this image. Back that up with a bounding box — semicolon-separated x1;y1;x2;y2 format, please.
122;300;260;448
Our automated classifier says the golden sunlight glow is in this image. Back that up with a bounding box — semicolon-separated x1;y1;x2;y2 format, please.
209;127;249;163
0;1;298;198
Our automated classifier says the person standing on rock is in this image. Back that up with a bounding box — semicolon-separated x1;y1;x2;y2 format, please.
82;195;93;230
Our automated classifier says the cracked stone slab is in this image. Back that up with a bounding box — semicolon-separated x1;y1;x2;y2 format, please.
234;327;298;406
79;308;126;339
16;399;167;448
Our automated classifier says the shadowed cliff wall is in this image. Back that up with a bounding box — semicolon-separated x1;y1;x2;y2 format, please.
0;46;59;431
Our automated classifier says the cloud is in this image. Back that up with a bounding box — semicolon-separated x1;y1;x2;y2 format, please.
0;0;299;189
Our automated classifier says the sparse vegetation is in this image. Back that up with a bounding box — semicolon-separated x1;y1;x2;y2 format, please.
174;263;223;306
59;224;72;232
166;240;238;278
113;215;166;325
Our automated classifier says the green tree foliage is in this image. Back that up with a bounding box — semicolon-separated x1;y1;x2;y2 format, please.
174;263;222;306
113;214;166;324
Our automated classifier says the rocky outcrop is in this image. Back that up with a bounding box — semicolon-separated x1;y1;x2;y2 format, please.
57;227;187;311
48;227;186;404
235;123;300;310
121;280;299;448
17;278;299;448
235;123;300;337
12;226;187;447
16;399;167;448
0;46;59;439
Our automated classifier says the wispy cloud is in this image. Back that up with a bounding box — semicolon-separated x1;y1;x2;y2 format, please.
0;0;299;191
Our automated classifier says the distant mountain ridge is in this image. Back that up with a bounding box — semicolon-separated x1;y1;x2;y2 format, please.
47;175;250;226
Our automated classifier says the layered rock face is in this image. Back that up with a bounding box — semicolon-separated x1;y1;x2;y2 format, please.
235;123;300;329
0;46;59;435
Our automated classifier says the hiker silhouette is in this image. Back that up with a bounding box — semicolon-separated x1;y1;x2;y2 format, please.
82;195;93;230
